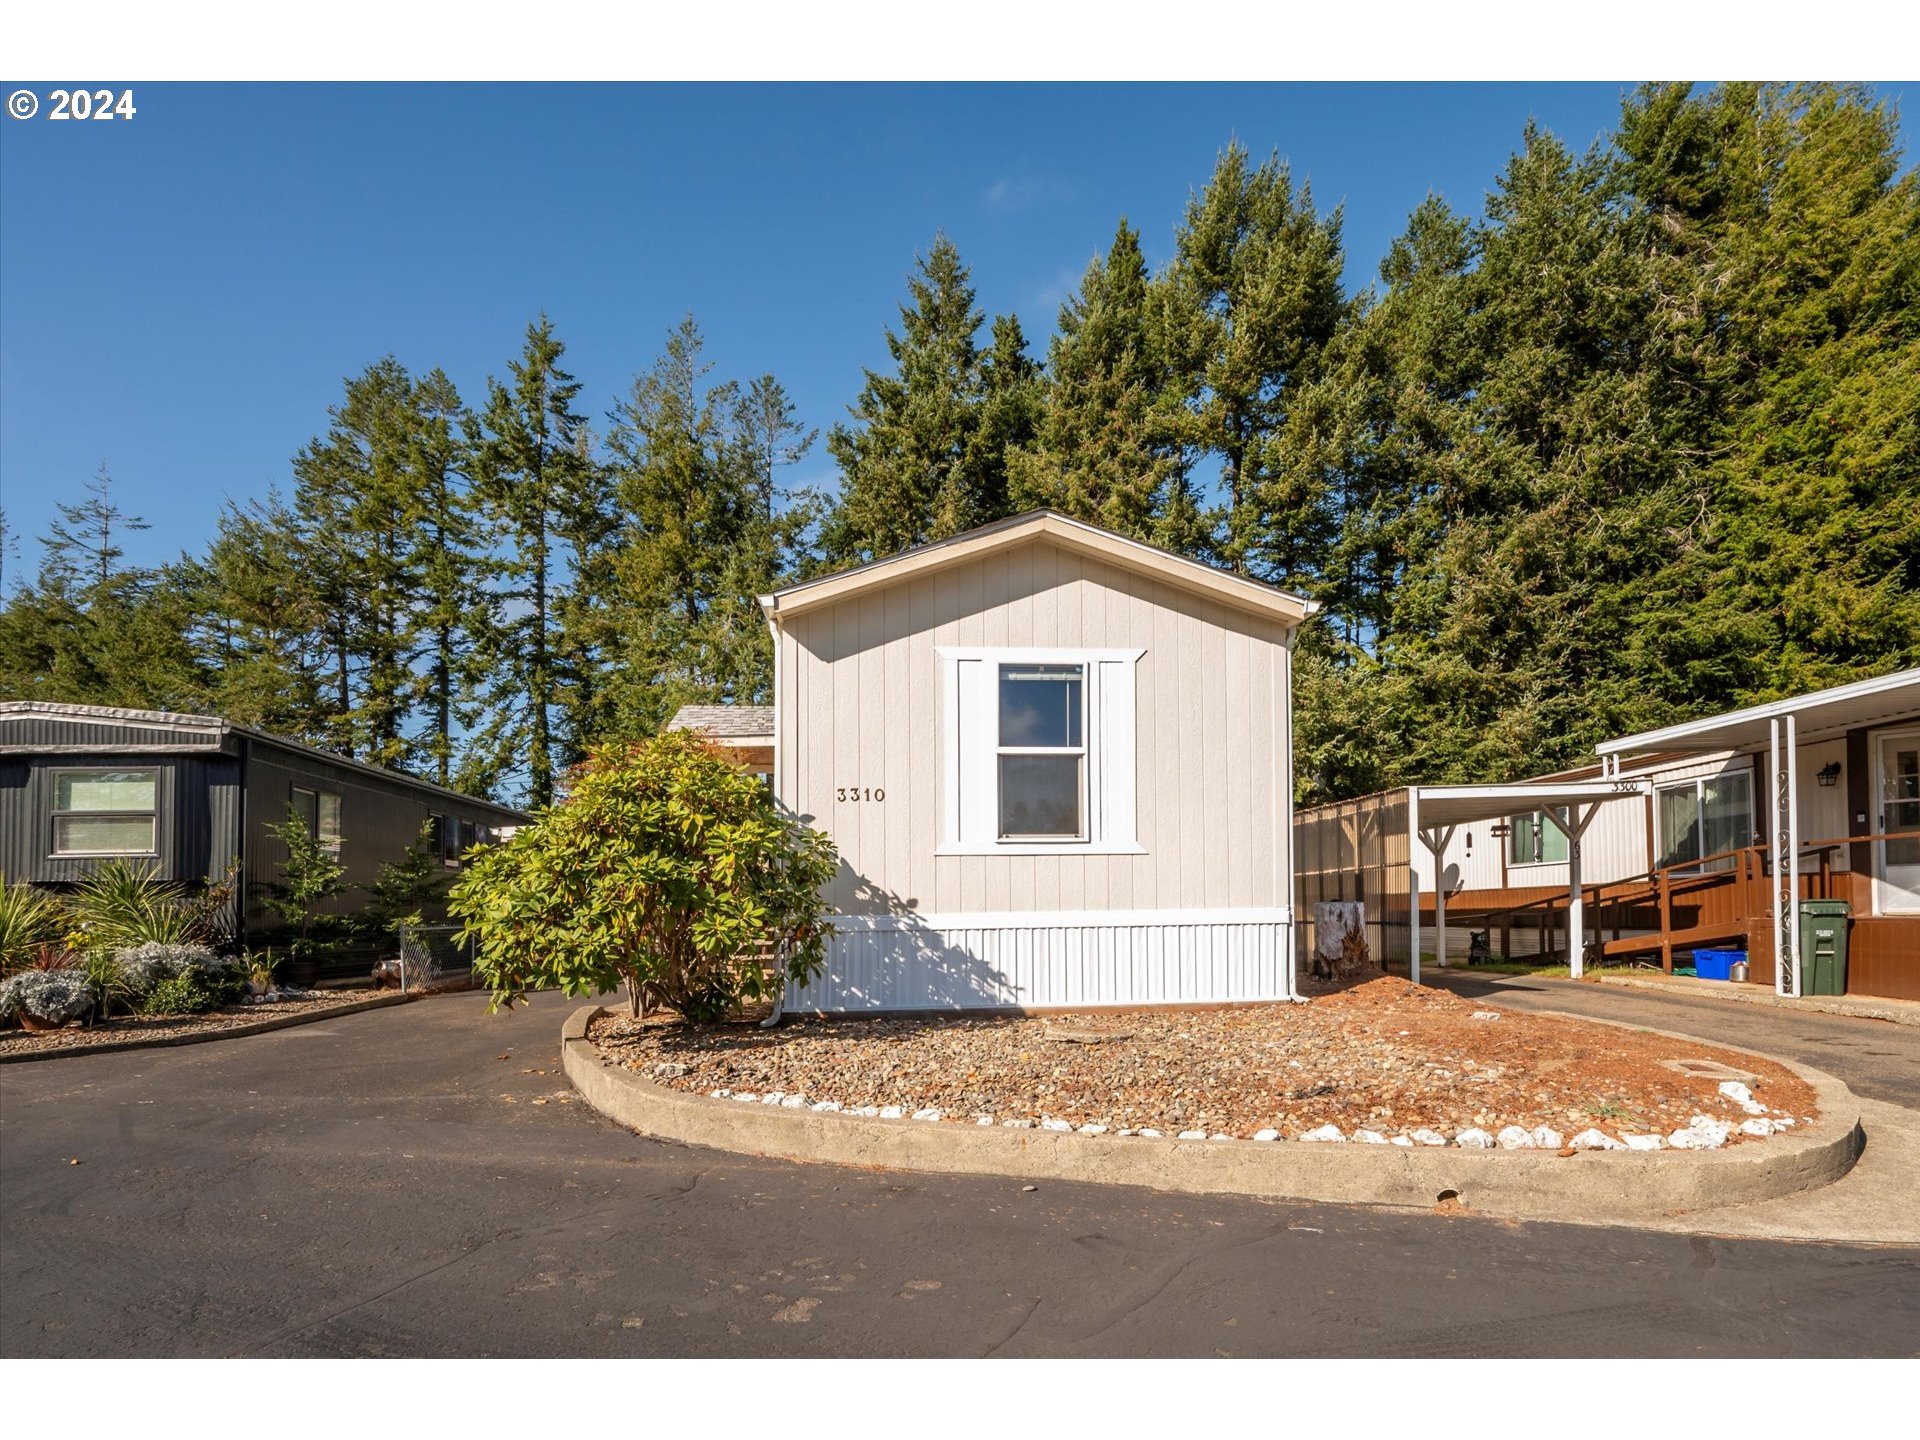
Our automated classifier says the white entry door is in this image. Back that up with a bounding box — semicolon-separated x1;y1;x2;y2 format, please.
1876;729;1920;914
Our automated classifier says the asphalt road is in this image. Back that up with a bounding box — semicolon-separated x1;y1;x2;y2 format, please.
1428;973;1920;1111
3;989;1917;1358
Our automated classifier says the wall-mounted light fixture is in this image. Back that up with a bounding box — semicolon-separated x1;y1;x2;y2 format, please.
1817;761;1842;788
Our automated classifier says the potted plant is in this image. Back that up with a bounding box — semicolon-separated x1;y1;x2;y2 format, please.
245;951;278;998
0;951;96;1032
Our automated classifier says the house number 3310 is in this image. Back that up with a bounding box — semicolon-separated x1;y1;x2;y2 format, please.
836;786;886;803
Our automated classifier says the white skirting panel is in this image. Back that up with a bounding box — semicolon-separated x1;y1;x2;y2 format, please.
786;909;1296;1012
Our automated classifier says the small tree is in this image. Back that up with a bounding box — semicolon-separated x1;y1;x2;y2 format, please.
262;807;350;963
368;822;447;938
450;730;838;1020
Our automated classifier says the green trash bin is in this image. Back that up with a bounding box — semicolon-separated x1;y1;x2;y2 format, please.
1799;900;1850;996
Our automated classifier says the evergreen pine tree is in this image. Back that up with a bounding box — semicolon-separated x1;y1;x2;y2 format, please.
823;234;1011;561
468;317;603;806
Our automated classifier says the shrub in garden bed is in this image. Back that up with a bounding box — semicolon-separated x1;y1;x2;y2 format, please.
452;730;838;1021
2;876;72;975
0;967;95;1027
139;972;222;1017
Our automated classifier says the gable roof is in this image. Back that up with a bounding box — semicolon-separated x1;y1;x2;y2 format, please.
665;704;775;741
759;510;1320;627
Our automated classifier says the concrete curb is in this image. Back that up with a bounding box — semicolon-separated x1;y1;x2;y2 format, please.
1587;973;1920;1028
0;992;416;1065
560;1005;1866;1221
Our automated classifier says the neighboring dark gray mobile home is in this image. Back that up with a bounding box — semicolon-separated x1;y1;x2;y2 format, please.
0;702;527;970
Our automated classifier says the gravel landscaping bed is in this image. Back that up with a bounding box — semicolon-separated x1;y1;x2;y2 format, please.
0;988;392;1058
589;976;1819;1151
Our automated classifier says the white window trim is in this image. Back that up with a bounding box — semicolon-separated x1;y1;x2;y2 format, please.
49;767;159;858
935;646;1145;857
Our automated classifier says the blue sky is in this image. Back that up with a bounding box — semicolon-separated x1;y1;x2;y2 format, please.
1;82;1909;573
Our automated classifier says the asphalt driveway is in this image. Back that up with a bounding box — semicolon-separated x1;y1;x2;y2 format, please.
3;989;1916;1358
1427;973;1920;1110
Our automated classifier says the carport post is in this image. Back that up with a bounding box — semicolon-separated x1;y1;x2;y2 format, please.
1544;803;1603;978
1417;824;1458;969
1408;788;1421;986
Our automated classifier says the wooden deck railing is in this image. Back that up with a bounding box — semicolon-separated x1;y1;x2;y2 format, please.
1460;829;1919;970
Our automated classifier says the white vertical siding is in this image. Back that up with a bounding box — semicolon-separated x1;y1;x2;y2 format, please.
789;911;1296;1012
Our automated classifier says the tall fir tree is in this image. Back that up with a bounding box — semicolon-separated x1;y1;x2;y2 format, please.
467;317;604;807
1164;144;1348;579
402;367;488;787
823;234;1024;561
1009;221;1184;540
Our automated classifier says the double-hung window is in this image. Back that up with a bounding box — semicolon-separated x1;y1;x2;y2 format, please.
998;664;1085;839
51;770;158;857
290;786;343;854
938;647;1143;854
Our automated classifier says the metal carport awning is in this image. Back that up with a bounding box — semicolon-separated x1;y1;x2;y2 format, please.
1595;667;1920;999
1406;781;1651;985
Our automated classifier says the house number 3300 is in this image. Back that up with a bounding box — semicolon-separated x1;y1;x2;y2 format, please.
836;786;886;803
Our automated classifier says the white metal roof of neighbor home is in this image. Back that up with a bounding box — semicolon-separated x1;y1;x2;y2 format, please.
1405;780;1652;829
758;510;1321;626
1595;667;1920;759
664;704;775;742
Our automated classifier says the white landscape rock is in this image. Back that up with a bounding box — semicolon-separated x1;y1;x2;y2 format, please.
1177;1130;1207;1141
709;1088;732;1099
1453;1128;1497;1149
1471;1011;1502;1021
1390;1135;1414;1147
781;1094;808;1108
1496;1126;1535;1150
1210;1133;1232;1142
735;1093;760;1104
1410;1128;1450;1147
1620;1133;1666;1151
976;1115;995;1126
1531;1126;1565;1150
1077;1123;1109;1136
811;1100;842;1113
1668;1114;1732;1150
912;1107;943;1122
1718;1080;1768;1116
761;1092;786;1105
1351;1129;1390;1144
1253;1129;1281;1142
879;1105;906;1120
1299;1124;1346;1143
1001;1118;1032;1129
1041;1118;1074;1132
1739;1117;1776;1137
1137;1128;1164;1138
854;1105;881;1117
1570;1129;1625;1151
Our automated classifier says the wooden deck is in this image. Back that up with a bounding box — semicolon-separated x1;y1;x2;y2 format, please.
1422;833;1920;1001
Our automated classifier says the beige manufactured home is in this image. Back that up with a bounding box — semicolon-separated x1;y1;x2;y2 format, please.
741;510;1316;1011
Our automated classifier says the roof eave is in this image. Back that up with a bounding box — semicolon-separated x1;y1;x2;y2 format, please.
761;511;1316;626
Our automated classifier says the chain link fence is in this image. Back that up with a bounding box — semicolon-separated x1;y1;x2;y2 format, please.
394;922;477;991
